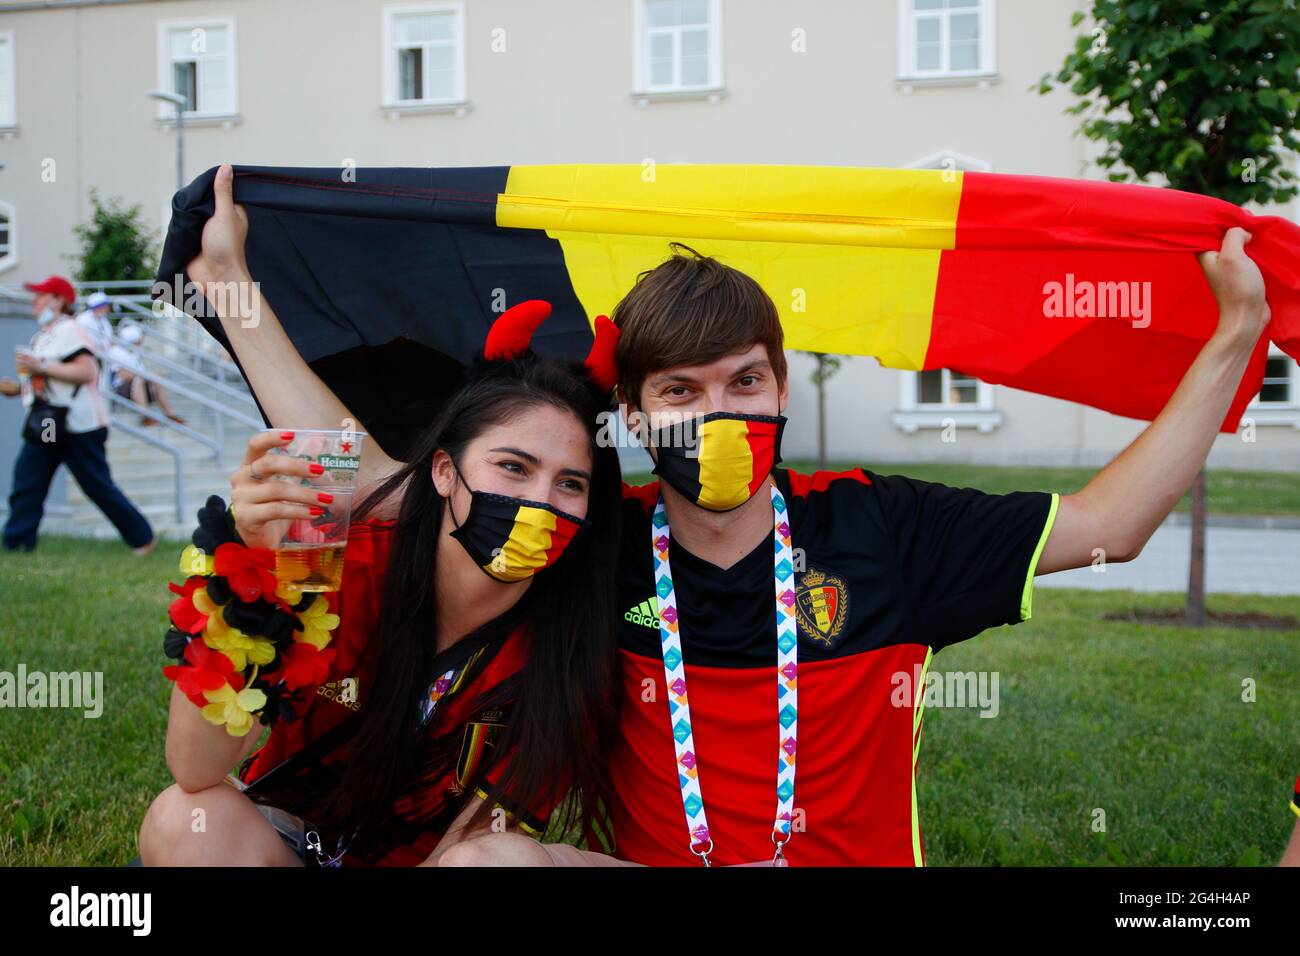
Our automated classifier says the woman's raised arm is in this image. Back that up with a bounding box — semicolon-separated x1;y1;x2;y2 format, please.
185;163;402;506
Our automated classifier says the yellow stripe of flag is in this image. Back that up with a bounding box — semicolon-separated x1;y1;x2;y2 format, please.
496;164;964;369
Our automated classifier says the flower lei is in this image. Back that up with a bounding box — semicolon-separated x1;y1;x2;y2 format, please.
162;494;341;736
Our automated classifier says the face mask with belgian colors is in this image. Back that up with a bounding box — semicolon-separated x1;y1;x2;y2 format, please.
447;470;590;583
649;411;787;512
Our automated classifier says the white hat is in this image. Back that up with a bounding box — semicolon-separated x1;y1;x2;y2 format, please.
118;322;143;344
86;291;111;310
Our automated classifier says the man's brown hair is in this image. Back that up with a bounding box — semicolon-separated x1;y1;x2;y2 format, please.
611;242;787;406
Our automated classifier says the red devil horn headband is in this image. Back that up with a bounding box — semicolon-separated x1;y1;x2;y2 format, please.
584;314;620;393
482;299;553;361
482;300;621;393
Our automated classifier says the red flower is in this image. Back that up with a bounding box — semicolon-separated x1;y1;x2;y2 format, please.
167;576;210;634
279;642;337;691
163;638;236;704
213;542;278;603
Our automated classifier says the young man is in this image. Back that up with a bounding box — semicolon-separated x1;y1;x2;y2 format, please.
437;230;1268;868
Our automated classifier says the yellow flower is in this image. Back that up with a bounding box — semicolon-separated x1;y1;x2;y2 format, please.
202;613;277;670
201;683;267;737
296;596;340;650
191;586;220;617
275;579;306;604
179;544;214;577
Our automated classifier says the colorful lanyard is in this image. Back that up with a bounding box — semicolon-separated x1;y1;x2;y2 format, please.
307;665;460;867
419;666;461;728
652;483;798;866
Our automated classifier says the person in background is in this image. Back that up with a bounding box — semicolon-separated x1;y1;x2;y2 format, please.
109;322;186;427
75;290;115;356
0;275;155;554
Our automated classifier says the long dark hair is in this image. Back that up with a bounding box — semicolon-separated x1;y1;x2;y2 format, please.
308;353;621;846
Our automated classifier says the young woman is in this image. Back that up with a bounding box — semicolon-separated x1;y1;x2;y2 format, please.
137;167;625;866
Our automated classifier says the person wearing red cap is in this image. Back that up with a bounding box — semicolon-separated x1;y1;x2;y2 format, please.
0;275;155;554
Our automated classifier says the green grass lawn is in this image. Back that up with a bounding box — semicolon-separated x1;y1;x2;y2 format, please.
624;460;1300;516
1;535;1296;866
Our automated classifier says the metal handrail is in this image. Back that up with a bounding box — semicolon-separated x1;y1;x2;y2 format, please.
102;414;187;524
104;386;230;462
105;324;256;410
0;286;233;372
112;298;243;378
109;344;262;425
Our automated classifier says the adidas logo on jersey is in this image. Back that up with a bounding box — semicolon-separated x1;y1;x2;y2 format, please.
624;597;659;629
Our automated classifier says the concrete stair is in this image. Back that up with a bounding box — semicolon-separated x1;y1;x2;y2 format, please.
46;387;262;542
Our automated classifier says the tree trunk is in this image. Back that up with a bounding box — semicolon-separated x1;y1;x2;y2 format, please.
1185;466;1207;627
816;354;828;470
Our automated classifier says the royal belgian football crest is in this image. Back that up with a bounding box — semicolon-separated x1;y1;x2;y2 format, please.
795;568;849;648
452;713;507;795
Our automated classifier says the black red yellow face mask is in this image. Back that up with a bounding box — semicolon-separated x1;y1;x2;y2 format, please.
649;412;787;512
448;474;589;583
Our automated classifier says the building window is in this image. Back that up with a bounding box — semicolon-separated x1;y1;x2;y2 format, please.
156;19;237;117
0;32;13;129
894;367;1001;433
1244;347;1300;428
0;201;16;273
383;3;465;106
634;0;721;94
917;369;979;406
898;0;995;80
1251;348;1299;407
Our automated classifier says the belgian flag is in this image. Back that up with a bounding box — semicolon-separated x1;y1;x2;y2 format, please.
156;164;1300;458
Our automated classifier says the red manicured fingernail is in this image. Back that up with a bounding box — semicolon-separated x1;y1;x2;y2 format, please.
280;431;294;440
309;463;324;475
317;492;333;503
309;506;324;516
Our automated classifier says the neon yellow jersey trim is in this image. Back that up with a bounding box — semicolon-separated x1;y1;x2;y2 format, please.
1020;492;1060;622
472;785;545;837
1290;799;1300;820
911;645;934;867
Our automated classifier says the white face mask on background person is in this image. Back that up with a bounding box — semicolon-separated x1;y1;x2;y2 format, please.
36;307;57;327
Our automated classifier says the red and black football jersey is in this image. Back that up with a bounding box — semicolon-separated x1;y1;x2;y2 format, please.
236;519;562;867
606;467;1058;866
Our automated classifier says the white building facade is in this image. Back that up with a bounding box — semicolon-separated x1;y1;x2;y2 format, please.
1;0;1297;470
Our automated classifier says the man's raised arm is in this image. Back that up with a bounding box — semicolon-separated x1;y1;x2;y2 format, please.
1037;226;1270;574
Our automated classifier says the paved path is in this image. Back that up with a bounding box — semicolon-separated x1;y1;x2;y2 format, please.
1036;525;1300;595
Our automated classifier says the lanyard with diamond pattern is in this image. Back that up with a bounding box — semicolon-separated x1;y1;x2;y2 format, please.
651;483;798;866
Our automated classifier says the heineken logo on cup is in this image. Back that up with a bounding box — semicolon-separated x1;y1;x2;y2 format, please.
317;455;360;471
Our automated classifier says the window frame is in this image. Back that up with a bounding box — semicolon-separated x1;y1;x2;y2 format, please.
894;367;1002;433
0;200;17;274
381;1;467;108
1249;345;1299;409
0;31;15;130
896;0;996;81
632;0;723;95
155;17;239;119
905;368;994;411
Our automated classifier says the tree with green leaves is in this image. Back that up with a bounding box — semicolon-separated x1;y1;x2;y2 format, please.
70;190;159;285
1040;0;1300;625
